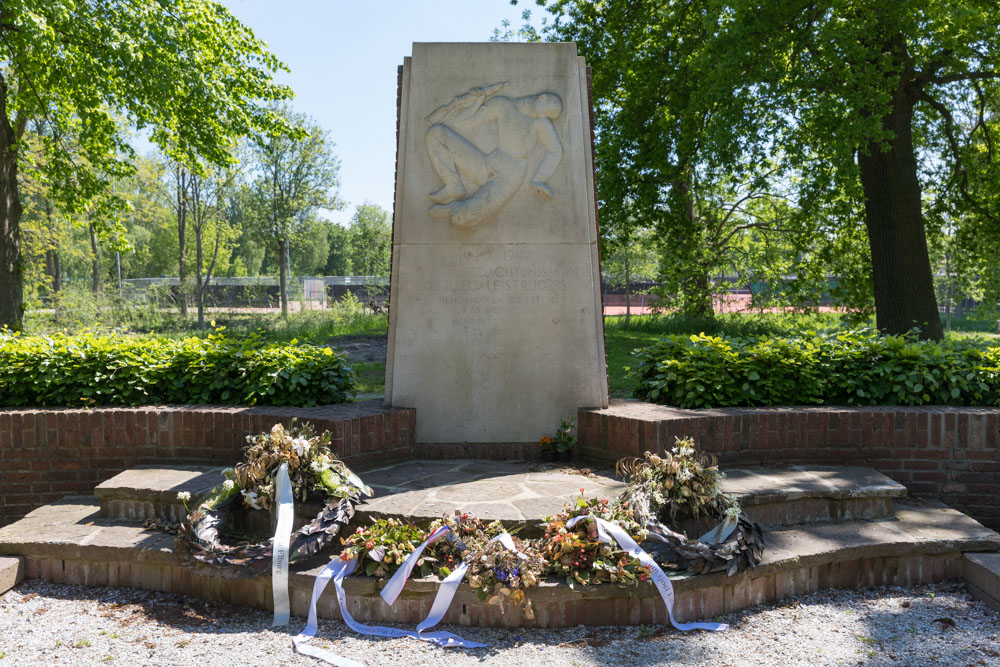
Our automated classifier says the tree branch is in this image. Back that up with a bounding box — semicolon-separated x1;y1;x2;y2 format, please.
928;71;1000;85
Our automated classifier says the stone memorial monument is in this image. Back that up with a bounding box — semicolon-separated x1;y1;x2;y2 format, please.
386;42;608;444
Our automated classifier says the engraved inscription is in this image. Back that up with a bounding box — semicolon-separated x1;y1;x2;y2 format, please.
438;247;572;331
425;82;563;228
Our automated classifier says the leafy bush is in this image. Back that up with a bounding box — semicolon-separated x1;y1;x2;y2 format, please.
632;329;1000;408
0;330;355;408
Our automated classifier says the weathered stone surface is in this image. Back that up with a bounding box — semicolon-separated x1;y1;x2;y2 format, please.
95;465;225;504
385;42;608;443
359;460;625;529
962;552;1000;611
0;555;23;596
724;466;907;504
92;462;913;531
1;495;995;627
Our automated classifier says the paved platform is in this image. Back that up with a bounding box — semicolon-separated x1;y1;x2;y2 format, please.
0;495;997;627
95;461;909;533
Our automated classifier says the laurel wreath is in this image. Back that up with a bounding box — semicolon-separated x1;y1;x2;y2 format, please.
176;421;371;575
616;439;764;576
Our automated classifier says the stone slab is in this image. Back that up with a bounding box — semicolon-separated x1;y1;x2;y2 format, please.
0;556;23;596
1;496;997;626
963;553;1000;611
359;460;625;531
93;462;913;531
95;465;225;504
385;42;608;443
723;466;907;503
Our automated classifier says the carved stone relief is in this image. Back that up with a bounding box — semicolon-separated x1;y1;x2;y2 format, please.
424;82;563;228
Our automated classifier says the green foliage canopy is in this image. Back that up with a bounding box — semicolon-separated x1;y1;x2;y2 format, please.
0;0;296;329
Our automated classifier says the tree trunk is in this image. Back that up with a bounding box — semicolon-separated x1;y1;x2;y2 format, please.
278;236;289;317
88;221;102;296
195;226;205;329
624;246;631;326
44;204;62;296
0;77;23;332
176;165;188;319
856;84;943;340
671;176;715;319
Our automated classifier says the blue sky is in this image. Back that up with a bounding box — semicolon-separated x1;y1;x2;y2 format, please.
221;0;545;225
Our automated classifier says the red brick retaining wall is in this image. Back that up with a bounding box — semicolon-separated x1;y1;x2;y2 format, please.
0;401;415;527
579;400;1000;530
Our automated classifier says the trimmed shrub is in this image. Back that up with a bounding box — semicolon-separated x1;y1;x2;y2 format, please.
631;329;1000;408
0;331;355;408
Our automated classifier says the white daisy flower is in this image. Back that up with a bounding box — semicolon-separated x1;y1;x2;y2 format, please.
176;491;192;502
222;479;235;492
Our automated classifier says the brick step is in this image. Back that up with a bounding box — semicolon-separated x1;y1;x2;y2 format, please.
95;461;907;533
2;496;996;627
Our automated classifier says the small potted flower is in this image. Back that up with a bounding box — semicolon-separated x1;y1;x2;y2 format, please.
553;417;576;462
538;435;556;462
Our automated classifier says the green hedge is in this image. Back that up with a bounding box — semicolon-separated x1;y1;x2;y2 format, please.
632;330;1000;408
0;332;355;408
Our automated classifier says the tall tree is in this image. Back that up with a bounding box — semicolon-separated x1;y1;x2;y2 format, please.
348;203;392;278
0;0;293;330
187;166;237;328
250;106;341;317
544;0;1000;338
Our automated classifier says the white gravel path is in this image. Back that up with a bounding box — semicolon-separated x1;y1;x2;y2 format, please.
1;579;998;666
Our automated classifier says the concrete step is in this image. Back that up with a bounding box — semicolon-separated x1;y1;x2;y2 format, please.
1;496;996;627
95;461;907;533
963;552;1000;612
723;465;907;527
0;556;23;596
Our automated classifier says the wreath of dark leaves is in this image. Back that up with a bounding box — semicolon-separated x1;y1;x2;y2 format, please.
176;421;369;576
178;494;361;576
616;438;764;577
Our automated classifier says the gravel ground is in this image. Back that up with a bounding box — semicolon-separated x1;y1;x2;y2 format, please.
1;579;998;666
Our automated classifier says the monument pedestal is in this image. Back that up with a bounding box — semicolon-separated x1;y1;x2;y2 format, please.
386;42;608;444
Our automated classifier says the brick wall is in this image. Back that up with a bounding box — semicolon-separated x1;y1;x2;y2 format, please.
0;401;415;527
579;399;1000;530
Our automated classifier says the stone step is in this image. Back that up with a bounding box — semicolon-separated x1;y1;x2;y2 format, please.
0;556;23;596
1;496;996;627
95;461;906;533
962;553;1000;612
722;465;907;527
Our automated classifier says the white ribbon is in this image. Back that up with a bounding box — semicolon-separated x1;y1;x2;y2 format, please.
379;525;451;606
566;515;728;632
294;527;537;663
271;463;294;627
412;531;526;637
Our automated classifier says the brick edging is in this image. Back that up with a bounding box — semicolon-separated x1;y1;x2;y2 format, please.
0;401;415;526
579;400;1000;530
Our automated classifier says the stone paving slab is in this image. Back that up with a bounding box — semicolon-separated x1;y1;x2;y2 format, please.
0;556;23;596
95;465;224;504
360;460;626;527
722;465;907;504
963;552;1000;611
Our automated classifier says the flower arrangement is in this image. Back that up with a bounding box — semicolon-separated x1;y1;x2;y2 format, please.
426;513;545;618
339;519;427;578
540;493;650;588
617;436;737;525
177;421;370;572
231;421;372;510
617;437;764;576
